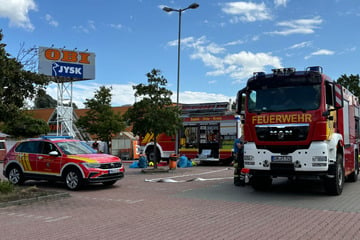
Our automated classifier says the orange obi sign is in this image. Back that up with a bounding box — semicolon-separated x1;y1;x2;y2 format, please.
44;49;91;64
252;113;312;124
38;47;95;80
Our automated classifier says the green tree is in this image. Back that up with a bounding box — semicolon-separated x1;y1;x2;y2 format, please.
336;74;360;98
34;89;58;109
0;30;50;122
2;112;50;138
124;69;182;168
76;86;125;151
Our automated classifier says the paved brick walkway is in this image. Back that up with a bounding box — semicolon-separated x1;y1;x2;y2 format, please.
1;163;360;239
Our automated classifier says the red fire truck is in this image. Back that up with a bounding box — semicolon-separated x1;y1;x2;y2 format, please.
236;66;360;195
139;102;241;165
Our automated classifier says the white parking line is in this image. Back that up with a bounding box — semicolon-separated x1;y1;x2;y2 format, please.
45;216;71;223
145;168;233;183
0;211;71;223
145;177;233;183
75;196;144;204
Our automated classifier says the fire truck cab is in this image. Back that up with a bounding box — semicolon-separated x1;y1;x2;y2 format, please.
237;66;360;195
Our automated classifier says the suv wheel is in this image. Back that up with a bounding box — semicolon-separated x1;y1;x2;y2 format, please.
64;168;83;190
8;166;25;185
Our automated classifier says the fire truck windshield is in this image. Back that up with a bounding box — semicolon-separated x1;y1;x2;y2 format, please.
247;84;321;113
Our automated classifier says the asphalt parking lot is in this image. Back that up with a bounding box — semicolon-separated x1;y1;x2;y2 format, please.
1;162;360;240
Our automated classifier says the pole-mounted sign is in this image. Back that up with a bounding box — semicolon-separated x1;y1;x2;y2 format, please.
38;47;95;81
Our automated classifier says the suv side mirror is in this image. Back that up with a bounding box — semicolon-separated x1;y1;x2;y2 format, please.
49;151;59;156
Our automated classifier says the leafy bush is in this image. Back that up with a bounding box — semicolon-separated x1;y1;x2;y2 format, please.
0;180;14;194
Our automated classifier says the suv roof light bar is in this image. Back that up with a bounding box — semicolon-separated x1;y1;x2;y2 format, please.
41;135;73;140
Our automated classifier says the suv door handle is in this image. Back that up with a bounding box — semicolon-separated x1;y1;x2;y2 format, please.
37;156;43;160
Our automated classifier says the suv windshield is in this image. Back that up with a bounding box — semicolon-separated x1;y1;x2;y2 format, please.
56;141;96;155
248;84;321;113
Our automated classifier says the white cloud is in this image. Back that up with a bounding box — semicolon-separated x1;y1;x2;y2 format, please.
208;80;216;84
288;41;312;49
73;20;96;33
269;16;323;35
226;51;281;76
0;0;37;30
46;82;233;108
110;23;123;30
172;36;282;83
274;0;288;7
338;46;357;55
45;14;58;27
224;40;244;46
180;91;234;104
305;49;335;59
221;2;272;23
46;82;135;108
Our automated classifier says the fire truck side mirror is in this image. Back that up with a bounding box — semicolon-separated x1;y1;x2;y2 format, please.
236;88;246;114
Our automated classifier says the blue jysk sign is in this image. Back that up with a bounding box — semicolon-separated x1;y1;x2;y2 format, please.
52;62;83;78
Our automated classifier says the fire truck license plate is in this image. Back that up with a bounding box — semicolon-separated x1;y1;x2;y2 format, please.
271;156;292;162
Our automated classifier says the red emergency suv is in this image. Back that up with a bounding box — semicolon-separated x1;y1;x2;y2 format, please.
3;136;125;190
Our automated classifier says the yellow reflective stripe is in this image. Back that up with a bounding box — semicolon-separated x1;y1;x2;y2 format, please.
142;133;153;144
68;156;97;163
20;153;32;171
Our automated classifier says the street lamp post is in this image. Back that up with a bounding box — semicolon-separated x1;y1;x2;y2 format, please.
163;3;199;154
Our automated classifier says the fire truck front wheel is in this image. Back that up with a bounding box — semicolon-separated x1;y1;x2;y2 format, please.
146;147;161;163
324;153;344;196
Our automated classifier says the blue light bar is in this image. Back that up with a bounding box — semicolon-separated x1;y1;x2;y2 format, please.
41;135;73;140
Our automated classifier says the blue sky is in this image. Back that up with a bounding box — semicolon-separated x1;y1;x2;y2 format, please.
0;0;359;108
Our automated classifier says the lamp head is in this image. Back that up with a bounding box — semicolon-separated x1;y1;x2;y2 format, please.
188;3;199;9
163;7;174;12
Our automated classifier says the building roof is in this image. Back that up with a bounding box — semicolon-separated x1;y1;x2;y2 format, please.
25;106;133;133
0;132;9;138
26;108;55;122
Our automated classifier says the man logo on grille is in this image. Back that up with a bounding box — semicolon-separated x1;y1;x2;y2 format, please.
278;131;285;140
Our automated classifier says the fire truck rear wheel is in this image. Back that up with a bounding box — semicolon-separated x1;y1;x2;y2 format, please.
324;153;344;196
251;175;272;191
347;151;359;182
146;147;160;163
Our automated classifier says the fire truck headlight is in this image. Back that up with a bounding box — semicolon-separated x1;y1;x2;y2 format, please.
312;156;327;162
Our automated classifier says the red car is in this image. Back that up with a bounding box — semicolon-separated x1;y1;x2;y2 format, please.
3;136;125;190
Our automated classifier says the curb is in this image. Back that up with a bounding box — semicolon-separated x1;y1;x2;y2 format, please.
0;192;70;208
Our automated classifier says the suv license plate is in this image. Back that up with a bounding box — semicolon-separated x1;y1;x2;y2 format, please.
109;169;119;174
271;156;292;162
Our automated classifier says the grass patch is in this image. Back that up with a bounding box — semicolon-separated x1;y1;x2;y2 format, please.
0;180;14;194
0;180;63;203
